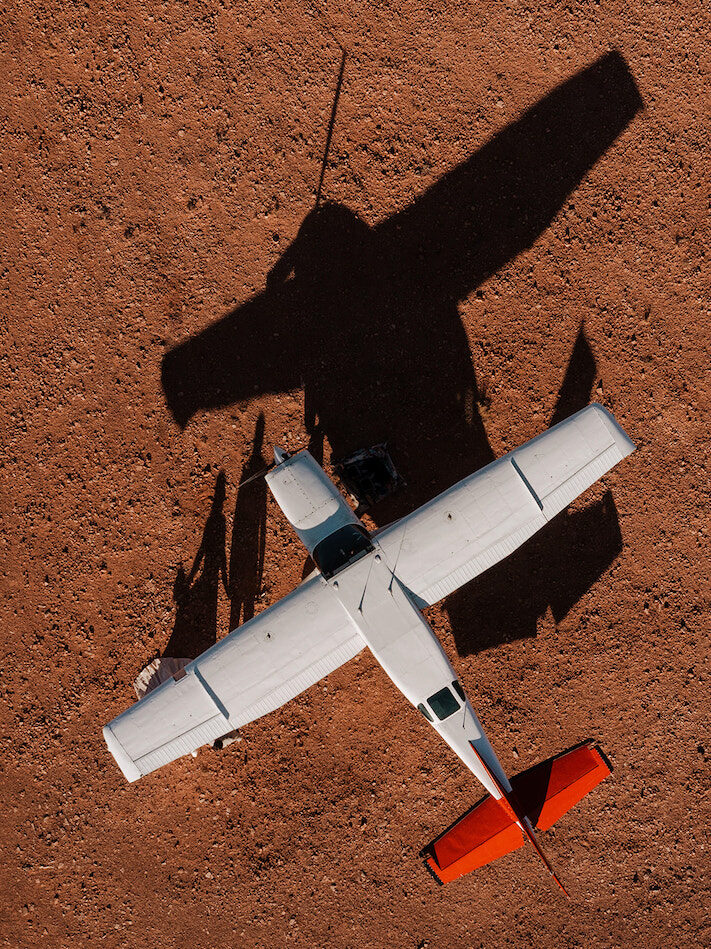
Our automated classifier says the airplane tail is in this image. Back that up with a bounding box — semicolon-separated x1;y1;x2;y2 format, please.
422;740;611;891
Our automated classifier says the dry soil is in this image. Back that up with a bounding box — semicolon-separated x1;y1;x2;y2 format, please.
1;2;709;947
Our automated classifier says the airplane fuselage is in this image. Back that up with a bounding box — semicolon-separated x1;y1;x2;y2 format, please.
326;540;509;798
325;537;513;799
265;448;512;800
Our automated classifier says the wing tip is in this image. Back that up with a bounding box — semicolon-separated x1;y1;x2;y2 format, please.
103;724;142;783
588;403;636;457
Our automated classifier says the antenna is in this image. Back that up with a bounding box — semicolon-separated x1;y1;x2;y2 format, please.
315;46;347;207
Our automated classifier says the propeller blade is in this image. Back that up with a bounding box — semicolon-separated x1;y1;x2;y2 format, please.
238;462;276;487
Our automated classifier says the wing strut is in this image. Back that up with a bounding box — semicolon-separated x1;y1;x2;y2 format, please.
469;742;570;897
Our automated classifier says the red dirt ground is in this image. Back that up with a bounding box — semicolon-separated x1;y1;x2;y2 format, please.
1;2;709;947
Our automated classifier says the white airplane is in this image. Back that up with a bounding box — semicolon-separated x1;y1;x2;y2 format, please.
103;404;634;891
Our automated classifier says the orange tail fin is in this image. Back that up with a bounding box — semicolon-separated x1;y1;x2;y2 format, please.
423;740;611;889
467;742;570;896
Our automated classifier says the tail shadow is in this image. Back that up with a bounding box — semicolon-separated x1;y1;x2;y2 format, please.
550;325;598;427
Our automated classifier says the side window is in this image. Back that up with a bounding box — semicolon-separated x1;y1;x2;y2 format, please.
417;703;433;722
427;687;460;721
452;680;466;702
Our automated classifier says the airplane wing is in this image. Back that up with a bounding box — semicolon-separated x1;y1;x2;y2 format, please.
376;404;634;607
103;575;362;781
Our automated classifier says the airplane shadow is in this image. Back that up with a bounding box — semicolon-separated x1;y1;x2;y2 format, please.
160;51;641;656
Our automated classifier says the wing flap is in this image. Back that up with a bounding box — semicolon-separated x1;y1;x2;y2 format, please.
225;632;363;728
416;512;545;606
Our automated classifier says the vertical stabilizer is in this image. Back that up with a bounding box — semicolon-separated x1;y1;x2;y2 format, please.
467;742;569;896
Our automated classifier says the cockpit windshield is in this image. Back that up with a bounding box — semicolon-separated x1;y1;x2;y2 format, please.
313;524;374;580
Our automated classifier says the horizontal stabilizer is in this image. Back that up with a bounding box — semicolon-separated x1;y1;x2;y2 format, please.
423;741;610;884
424;794;525;883
511;740;611;832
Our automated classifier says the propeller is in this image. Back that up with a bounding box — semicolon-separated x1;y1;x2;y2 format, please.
237;446;293;487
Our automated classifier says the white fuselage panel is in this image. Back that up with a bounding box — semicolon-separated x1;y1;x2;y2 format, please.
265;451;361;553
326;542;511;797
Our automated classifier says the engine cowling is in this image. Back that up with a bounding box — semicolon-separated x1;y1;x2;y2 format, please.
265;449;363;555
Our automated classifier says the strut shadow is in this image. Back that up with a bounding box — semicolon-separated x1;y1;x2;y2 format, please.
227;414;268;631
160;52;642;656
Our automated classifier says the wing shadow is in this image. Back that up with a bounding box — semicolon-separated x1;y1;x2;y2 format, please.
446;325;622;656
160;51;641;654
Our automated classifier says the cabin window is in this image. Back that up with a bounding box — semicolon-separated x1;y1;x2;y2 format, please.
452;680;466;702
313;524;374;579
417;703;433;722
427;687;460;721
